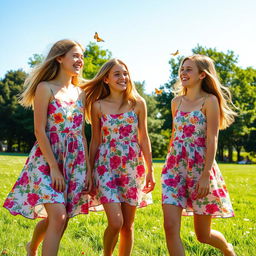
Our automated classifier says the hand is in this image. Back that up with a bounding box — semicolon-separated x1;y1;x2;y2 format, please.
50;166;66;192
195;173;210;199
82;172;92;194
142;172;156;193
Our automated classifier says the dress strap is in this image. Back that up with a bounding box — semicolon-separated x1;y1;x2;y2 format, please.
98;100;103;115
49;87;55;99
200;96;207;111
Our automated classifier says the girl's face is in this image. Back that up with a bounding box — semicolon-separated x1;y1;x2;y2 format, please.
104;64;129;92
180;59;204;88
58;45;84;76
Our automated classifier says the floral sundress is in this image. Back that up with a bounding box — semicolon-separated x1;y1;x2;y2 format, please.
3;93;89;219
90;110;152;209
162;97;234;217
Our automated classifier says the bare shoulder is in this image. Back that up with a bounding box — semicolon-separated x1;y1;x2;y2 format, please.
135;96;147;112
35;81;52;98
205;94;219;108
92;100;101;114
171;95;182;108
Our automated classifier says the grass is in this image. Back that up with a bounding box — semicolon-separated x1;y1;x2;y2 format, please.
0;154;255;255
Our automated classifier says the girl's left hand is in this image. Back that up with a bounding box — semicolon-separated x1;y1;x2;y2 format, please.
83;172;92;194
195;173;210;199
143;172;156;193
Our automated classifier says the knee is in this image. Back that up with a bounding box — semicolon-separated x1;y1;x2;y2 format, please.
163;220;179;236
49;212;68;232
121;222;134;234
108;217;123;232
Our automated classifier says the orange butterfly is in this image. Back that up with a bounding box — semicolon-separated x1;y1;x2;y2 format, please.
94;32;105;42
171;50;179;56
155;88;163;95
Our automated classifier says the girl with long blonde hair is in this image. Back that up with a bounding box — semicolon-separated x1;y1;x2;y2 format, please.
82;58;155;256
162;54;236;256
3;39;91;256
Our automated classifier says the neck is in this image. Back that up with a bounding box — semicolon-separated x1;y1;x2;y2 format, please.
185;85;204;101
107;90;125;103
53;70;73;88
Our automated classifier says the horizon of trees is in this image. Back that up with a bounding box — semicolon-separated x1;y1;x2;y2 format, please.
0;42;255;161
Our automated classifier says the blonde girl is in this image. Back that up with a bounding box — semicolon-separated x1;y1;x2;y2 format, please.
82;58;155;256
162;54;236;256
3;39;91;256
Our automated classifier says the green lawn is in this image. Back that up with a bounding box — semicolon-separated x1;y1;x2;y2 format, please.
0;154;255;255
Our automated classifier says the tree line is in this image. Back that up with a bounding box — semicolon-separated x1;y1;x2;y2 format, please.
0;42;255;161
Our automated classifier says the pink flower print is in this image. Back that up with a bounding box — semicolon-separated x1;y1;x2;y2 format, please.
136;165;145;177
75;151;85;165
81;203;89;214
106;180;117;189
194;151;204;165
191;191;197;200
205;204;219;214
127;187;138;200
3;198;14;209
100;196;114;204
178;186;186;197
50;132;59;144
97;165;108;175
183;125;195;137
128;146;136;160
187;197;193;208
110;114;121;119
73;114;83;128
162;166;168;174
180;111;189;117
122;156;128;165
68;181;77;193
38;165;50;175
110;156;121;169
73;193;82;205
119;125;132;139
35;147;42;157
27;193;40;206
25;156;30;164
139;200;147;207
68;140;78;153
164;178;178;187
195;137;206;147
177;146;187;163
115;175;129;187
188;159;194;169
110;139;116;147
67;202;73;214
95;150;100;161
212;188;226;198
17;172;29;186
166;155;176;169
186;178;194;188
162;194;168;201
48;104;56;114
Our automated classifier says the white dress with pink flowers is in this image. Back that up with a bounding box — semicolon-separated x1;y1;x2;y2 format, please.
3;96;89;219
162;98;234;217
90;111;152;209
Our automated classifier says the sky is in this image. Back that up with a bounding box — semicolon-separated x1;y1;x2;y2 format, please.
1;0;256;93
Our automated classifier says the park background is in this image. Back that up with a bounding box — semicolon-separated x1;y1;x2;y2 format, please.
0;0;255;255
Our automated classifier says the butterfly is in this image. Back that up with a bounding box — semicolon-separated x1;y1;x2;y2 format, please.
155;88;163;95
94;32;105;42
171;50;179;56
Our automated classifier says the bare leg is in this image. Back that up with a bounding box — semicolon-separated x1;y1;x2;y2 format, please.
162;204;185;256
26;218;49;256
103;203;123;256
194;214;236;256
41;203;67;256
118;203;136;256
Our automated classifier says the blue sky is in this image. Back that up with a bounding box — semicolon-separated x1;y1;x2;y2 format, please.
1;0;255;93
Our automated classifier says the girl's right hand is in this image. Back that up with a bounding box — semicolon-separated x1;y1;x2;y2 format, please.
50;167;66;192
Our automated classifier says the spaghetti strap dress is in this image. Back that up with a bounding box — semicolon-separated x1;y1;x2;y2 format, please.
3;90;89;219
90;102;152;209
161;96;234;217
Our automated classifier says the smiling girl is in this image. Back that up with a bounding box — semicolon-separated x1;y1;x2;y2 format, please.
3;39;91;256
162;55;236;256
82;58;155;256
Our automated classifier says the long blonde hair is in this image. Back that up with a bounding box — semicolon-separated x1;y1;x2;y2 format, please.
174;54;237;129
81;58;139;123
19;39;85;107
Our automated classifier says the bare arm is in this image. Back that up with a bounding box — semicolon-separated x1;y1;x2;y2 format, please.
196;95;220;198
137;98;156;193
34;82;65;192
89;102;102;172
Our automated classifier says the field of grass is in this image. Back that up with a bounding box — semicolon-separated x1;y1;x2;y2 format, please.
0;154;255;255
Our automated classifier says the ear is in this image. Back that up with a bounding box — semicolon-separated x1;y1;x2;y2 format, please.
199;71;206;80
56;56;63;64
103;76;109;84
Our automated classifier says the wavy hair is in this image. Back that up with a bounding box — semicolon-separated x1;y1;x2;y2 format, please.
81;58;139;123
19;39;85;107
173;54;237;129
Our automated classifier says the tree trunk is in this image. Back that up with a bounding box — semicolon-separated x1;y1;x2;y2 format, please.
228;146;233;162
